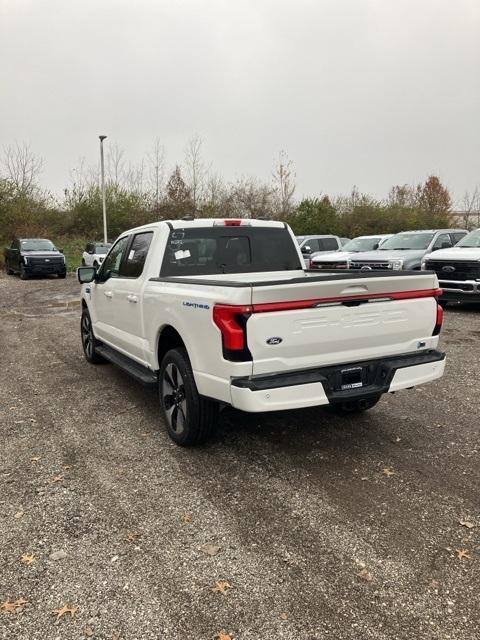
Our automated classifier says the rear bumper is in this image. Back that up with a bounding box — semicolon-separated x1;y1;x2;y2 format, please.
439;280;480;300
230;350;446;412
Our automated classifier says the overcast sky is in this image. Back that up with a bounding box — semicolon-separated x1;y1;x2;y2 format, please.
1;0;479;202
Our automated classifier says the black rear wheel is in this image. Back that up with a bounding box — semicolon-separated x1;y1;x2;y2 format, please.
328;394;382;415
80;308;105;364
5;260;14;275
19;264;29;280
159;347;218;446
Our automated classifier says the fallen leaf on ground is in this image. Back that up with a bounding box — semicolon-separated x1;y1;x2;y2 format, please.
182;513;192;524
212;580;232;595
50;474;64;484
456;548;471;561
382;467;394;477
49;550;67;561
357;568;374;582
280;612;288;620
215;632;233;640
429;579;439;588
200;543;221;556
21;554;36;565
112;631;122;640
126;532;141;543
1;598;28;614
85;627;94;637
14;511;24;519
459;520;475;529
52;604;78;623
30;457;41;463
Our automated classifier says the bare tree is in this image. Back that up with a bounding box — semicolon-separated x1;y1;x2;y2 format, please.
231;176;274;218
272;150;295;216
184;134;206;210
106;142;126;186
461;187;480;229
147;137;165;206
2;142;43;195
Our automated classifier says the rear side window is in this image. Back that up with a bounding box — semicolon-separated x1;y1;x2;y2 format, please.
160;226;302;276
120;232;153;278
318;238;339;251
451;232;467;244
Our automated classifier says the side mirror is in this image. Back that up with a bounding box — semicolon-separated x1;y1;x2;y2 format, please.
77;266;96;284
59;248;64;253
372;243;379;250
302;245;312;254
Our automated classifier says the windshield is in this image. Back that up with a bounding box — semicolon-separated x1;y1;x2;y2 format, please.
21;239;56;252
342;237;382;252
456;229;480;248
94;243;111;254
379;233;434;251
161;226;302;276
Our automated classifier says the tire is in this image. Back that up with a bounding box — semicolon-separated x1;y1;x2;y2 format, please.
93;261;98;268
159;347;218;446
58;272;67;279
20;264;29;280
81;258;86;266
327;394;382;416
80;308;105;364
5;261;14;275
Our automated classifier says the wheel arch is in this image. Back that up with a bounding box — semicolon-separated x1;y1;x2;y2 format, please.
156;325;187;370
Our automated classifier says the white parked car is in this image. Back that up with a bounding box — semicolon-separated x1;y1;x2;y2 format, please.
81;242;112;268
296;235;345;268
422;228;480;304
77;218;446;446
310;234;393;270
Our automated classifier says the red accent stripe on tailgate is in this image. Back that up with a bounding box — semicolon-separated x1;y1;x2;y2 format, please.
251;288;443;313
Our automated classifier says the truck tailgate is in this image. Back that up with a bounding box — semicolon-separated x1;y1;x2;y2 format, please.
246;272;441;375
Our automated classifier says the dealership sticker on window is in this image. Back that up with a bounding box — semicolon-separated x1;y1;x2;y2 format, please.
174;249;191;260
128;250;135;260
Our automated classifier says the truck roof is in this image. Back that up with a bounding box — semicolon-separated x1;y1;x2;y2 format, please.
122;218;287;234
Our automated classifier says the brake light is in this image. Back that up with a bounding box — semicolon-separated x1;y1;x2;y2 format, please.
213;304;252;361
433;303;444;336
213;219;251;226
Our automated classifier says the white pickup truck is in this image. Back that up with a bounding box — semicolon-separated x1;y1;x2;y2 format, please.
77;218;446;446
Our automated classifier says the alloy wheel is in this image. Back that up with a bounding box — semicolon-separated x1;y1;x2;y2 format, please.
162;363;187;434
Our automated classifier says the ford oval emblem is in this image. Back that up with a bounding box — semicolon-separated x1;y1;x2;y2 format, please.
266;337;283;345
442;265;455;272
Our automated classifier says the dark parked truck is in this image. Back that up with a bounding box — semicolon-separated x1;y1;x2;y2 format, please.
4;238;67;279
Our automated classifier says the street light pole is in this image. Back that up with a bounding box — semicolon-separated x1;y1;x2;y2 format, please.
99;135;107;243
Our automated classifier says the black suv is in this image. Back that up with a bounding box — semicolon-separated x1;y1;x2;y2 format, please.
4;238;67;279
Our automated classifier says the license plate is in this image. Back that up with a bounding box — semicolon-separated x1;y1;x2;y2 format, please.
340;366;364;390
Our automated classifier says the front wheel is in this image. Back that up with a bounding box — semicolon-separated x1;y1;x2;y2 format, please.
159;347;218;446
80;308;105;364
327;394;382;416
58;272;67;279
20;264;29;280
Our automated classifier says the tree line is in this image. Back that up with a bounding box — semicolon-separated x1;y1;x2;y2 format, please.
1;138;479;242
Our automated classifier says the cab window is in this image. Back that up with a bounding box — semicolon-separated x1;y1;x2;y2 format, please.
120;232;154;278
100;236;130;278
432;233;452;250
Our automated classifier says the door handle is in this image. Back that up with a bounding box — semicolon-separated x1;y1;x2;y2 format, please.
104;291;113;298
127;294;138;303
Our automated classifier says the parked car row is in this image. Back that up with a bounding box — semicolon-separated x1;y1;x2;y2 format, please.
298;227;480;304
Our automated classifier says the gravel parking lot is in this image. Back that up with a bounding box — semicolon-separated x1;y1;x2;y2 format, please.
1;273;479;640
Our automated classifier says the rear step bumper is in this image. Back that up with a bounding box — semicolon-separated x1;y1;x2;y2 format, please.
230;350;446;412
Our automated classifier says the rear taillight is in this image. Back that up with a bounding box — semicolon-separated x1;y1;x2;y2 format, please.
213;304;252;361
433;303;444;336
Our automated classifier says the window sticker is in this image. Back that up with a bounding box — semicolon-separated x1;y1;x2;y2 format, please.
128;250;135;260
174;249;191;260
